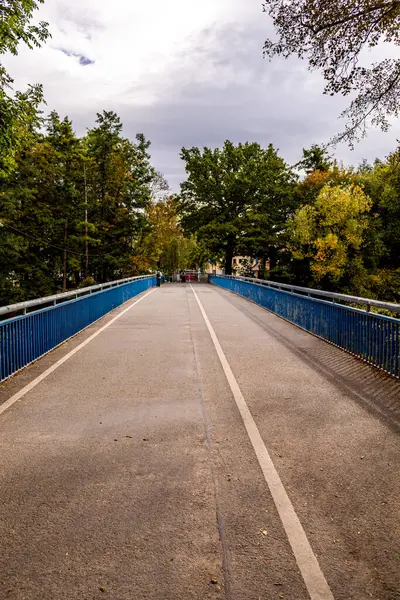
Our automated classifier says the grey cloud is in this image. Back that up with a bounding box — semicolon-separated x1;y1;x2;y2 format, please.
79;55;95;66
116;23;348;189
56;4;104;36
50;19;400;193
58;48;95;66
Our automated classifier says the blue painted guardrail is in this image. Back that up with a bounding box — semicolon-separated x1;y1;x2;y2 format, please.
209;275;400;378
0;275;155;382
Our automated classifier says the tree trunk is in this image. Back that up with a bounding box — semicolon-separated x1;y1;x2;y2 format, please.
63;219;68;291
269;248;278;273
224;236;235;275
100;156;106;219
84;162;89;277
259;255;267;280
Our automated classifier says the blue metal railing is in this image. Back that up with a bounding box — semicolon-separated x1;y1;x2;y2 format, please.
209;275;400;378
0;275;155;382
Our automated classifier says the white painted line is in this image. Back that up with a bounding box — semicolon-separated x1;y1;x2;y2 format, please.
0;289;156;417
190;284;334;600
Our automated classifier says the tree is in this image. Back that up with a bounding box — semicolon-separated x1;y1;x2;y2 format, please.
0;0;50;177
137;197;201;274
0;111;87;301
355;151;400;300
0;1;49;56
45;112;88;289
0;107;160;304
263;0;400;145
0;129;62;302
360;150;400;270
179;141;296;275
296;165;358;206
289;184;372;287
297;145;332;174
150;171;170;202
85;111;154;281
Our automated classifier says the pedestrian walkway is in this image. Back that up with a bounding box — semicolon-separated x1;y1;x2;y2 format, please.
0;284;399;600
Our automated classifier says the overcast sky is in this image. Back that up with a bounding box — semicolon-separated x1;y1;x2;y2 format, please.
4;0;400;191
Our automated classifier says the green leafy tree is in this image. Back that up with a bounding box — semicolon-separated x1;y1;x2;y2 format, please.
0;0;50;300
0;107;160;304
297;145;332;174
0;1;49;56
355;151;400;300
0;0;50;177
85;111;154;281
45;111;90;289
263;0;400;145
138;197;201;274
179;141;296;275
0;111;87;301
0;131;61;302
358;151;400;269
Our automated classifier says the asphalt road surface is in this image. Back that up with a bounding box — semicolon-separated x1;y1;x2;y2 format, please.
0;283;399;600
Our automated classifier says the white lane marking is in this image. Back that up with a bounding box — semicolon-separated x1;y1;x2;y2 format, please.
190;284;334;600
0;289;156;417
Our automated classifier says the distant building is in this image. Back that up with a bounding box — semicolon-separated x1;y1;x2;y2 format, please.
206;256;270;278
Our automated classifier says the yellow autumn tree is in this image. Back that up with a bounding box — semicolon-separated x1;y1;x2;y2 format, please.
296;166;359;205
290;184;372;283
135;197;198;273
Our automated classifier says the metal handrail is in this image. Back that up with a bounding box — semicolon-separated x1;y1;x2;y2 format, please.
0;274;154;318
216;275;400;313
210;275;400;377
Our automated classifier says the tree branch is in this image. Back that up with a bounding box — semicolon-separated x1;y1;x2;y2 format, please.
305;1;400;34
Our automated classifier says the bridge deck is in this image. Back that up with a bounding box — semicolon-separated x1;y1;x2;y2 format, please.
0;283;399;600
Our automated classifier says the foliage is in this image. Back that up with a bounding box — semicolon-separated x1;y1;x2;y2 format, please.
0;109;160;304
236;258;257;278
0;0;50;178
297;145;332;173
137;197;204;274
0;1;49;56
295;165;360;206
0;1;399;306
290;184;372;285
263;0;400;145
178;141;297;274
84;111;154;282
366;268;400;302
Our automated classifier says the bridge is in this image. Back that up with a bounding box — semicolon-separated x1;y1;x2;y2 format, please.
0;276;399;600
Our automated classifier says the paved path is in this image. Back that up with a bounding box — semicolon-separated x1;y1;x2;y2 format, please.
0;284;399;600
